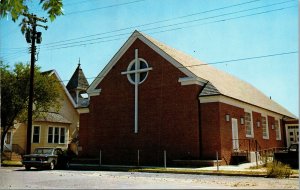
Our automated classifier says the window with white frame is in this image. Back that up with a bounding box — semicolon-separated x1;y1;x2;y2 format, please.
262;116;269;139
32;126;40;143
48;126;66;144
275;119;281;140
245;112;254;137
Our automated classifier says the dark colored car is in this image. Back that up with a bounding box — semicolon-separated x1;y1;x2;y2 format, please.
22;147;69;170
274;143;299;169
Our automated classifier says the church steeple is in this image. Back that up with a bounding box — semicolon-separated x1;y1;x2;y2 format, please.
66;58;89;107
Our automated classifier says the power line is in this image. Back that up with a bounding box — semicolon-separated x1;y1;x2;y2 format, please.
1;4;296;63
1;1;296;62
2;0;294;51
40;1;295;50
64;0;145;15
63;0;100;7
47;50;298;84
180;51;298;68
40;5;296;51
10;50;297;84
41;0;267;46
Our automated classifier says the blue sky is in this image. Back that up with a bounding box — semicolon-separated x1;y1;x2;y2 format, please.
0;0;298;116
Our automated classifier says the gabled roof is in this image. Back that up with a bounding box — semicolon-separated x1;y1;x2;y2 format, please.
42;69;76;108
66;63;89;91
88;30;296;119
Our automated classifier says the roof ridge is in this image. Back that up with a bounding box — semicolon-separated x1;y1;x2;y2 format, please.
139;31;296;118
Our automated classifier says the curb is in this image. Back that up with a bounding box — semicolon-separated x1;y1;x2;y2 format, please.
2;163;298;178
68;164;299;178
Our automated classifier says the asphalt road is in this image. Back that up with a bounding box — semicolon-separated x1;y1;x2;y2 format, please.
0;167;298;189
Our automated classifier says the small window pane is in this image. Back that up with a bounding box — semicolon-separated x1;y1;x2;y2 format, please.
32;126;40;143
54;127;59;143
48;127;53;143
262;116;269;139
60;128;65;144
245;112;253;137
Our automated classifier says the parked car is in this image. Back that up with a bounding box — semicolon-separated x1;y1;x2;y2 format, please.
274;143;299;169
22;147;70;170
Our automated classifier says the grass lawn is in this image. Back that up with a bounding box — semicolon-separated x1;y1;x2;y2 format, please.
129;167;266;177
1;160;23;166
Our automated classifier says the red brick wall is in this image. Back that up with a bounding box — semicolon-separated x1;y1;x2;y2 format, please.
200;101;286;164
200;102;221;160
219;102;245;165
79;39;202;166
79;37;291;166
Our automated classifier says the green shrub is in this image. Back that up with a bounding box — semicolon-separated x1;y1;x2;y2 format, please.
266;161;293;178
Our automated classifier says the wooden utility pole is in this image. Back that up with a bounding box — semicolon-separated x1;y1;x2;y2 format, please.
23;13;47;154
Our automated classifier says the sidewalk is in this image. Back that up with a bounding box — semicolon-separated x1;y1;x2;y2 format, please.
2;160;298;178
68;161;298;178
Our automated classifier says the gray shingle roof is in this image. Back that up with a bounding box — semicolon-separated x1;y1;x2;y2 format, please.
35;112;71;124
66;64;89;91
141;32;296;119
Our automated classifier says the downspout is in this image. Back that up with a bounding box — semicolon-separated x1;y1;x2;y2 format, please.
198;81;209;159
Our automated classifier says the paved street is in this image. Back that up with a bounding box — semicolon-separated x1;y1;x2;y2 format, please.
0;167;298;189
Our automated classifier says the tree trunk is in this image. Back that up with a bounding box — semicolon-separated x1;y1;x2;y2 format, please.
1;125;11;153
1;131;5;153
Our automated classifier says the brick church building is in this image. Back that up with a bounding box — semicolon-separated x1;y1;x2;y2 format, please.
78;31;298;166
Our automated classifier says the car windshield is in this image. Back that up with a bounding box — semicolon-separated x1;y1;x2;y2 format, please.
33;148;54;154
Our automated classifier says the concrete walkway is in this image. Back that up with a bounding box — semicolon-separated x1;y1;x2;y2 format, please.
69;161;266;172
195;161;265;172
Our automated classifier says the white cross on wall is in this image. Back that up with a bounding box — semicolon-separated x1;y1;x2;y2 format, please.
121;49;152;133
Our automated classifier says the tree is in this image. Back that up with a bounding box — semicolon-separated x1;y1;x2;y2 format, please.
0;0;63;33
0;61;61;153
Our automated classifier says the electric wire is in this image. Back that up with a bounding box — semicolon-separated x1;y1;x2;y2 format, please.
40;5;296;51
64;0;145;15
2;0;295;51
42;0;266;46
1;1;296;64
1;4;296;61
37;50;299;84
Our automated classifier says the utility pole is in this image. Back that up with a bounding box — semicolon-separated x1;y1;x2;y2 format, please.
23;13;47;154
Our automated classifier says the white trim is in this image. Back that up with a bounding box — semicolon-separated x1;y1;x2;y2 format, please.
285;124;299;147
87;30;198;95
32;125;41;143
178;77;207;86
87;32;138;94
47;126;67;144
200;95;285;119
121;58;152;85
77;107;90;114
134;49;139;133
88;89;101;97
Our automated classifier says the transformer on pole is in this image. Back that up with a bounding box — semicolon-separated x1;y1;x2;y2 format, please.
23;13;47;154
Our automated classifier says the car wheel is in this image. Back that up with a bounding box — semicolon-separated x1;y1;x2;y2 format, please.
25;165;31;170
49;161;55;170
